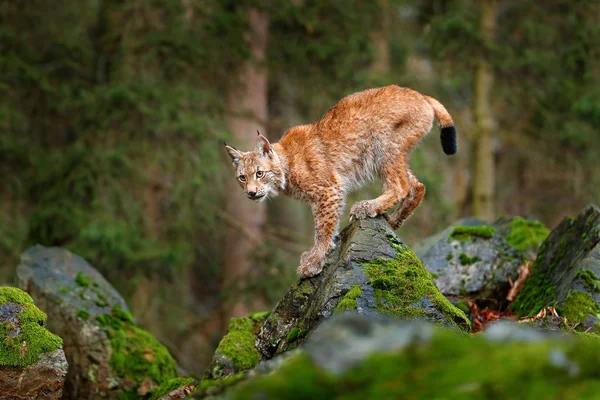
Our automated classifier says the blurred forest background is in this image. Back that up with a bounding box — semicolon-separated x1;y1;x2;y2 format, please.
0;0;598;374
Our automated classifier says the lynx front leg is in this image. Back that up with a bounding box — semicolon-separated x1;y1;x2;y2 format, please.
298;193;344;278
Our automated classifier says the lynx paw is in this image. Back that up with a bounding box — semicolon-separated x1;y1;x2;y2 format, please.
297;251;324;278
349;200;377;222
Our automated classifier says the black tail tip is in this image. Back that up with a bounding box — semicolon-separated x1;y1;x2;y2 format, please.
441;126;457;155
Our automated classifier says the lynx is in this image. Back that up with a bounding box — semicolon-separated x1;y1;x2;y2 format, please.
225;85;456;278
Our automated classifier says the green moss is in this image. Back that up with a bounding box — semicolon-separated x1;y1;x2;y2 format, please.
0;287;63;367
286;327;309;343
199;372;247;393
95;305;177;387
150;377;197;400
231;328;600;399
360;244;470;331
213;316;262;371
76;310;91;320
458;253;480;265
446;253;453;261
449;225;496;242
576;270;600;292
334;285;362;313
506;217;550;251
559;290;600;325
510;241;558;317
75;271;91;288
249;311;270;322
454;300;470;315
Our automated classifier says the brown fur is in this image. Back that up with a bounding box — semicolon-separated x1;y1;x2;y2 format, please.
225;85;455;278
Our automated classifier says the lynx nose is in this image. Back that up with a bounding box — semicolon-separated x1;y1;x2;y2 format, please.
248;191;257;197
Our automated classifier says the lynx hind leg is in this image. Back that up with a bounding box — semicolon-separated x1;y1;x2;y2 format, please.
388;172;425;230
349;160;410;222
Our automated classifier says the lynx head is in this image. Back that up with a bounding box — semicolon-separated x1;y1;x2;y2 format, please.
224;133;285;202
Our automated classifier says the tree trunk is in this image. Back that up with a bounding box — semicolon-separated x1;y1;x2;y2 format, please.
222;8;269;318
370;0;391;76
471;0;496;221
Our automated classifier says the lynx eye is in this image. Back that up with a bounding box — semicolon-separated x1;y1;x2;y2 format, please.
256;170;264;178
238;175;246;183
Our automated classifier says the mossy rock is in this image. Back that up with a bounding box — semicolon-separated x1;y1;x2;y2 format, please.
16;245;178;399
255;216;469;360
511;205;600;333
0;287;68;399
228;314;600;399
416;216;549;304
204;311;270;380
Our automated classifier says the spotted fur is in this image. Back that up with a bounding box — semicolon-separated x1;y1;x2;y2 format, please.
225;85;456;278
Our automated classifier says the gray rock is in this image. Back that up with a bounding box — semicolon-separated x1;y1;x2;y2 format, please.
255;216;469;360
417;216;548;304
16;245;178;399
511;205;600;332
0;349;69;400
305;313;434;374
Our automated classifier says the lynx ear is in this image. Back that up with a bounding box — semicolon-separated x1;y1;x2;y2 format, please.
224;144;243;166
256;133;272;157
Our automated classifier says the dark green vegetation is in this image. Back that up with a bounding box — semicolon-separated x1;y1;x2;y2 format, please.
449;226;496;242
361;243;470;330
0;287;62;367
229;328;600;399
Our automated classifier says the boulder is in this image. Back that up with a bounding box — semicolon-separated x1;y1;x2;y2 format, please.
416;216;549;304
227;313;600;399
255;216;469;360
16;245;178;399
511;205;600;332
0;286;68;399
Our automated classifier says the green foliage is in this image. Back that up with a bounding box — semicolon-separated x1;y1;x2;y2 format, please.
506;217;550;251
0;287;63;367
